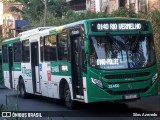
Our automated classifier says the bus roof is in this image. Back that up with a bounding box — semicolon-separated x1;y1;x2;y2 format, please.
18;27;55;37
48;17;148;33
80;17;147;22
2;37;20;45
2;17;149;44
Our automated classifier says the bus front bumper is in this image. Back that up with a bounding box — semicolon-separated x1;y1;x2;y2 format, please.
87;79;158;103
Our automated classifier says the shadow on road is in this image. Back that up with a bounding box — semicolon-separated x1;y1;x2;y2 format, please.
7;93;148;117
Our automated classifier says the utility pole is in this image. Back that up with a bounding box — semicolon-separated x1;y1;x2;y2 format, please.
44;0;47;26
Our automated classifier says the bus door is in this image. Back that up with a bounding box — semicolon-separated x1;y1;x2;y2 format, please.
70;28;84;99
8;46;13;89
31;42;40;93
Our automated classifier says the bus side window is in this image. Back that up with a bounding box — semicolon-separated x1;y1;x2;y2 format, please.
40;37;44;62
2;45;8;63
44;35;57;61
22;40;30;62
13;41;22;62
57;30;68;61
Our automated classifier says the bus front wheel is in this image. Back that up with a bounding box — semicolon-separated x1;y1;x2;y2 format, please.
19;80;27;99
64;84;76;109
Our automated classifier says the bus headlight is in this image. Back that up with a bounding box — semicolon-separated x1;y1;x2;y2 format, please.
152;73;158;84
91;78;103;88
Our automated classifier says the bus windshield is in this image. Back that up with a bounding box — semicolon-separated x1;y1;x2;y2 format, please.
89;34;156;70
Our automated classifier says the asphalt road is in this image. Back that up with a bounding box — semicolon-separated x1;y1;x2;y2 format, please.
0;88;160;120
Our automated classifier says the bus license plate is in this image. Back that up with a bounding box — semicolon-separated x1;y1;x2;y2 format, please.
124;94;138;99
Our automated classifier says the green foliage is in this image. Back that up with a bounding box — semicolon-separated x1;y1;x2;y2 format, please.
143;10;160;73
66;10;110;21
137;10;160;64
8;0;69;21
110;7;137;18
47;0;69;17
0;0;17;2
31;8;137;27
0;35;3;42
31;10;110;27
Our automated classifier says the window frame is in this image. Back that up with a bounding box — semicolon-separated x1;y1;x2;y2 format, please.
2;44;8;63
22;39;30;63
40;37;44;62
43;34;58;62
13;41;22;63
57;29;69;61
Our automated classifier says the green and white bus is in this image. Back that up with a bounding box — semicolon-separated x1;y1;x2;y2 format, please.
2;18;158;109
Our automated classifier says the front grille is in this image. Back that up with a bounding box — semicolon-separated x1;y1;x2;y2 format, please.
105;72;150;79
107;87;148;95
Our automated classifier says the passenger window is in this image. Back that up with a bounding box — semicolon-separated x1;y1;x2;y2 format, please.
22;40;30;62
58;30;68;61
2;44;8;63
44;35;57;61
13;41;22;62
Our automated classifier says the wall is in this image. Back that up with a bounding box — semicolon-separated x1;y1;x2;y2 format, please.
107;0;118;13
148;0;160;11
2;3;23;38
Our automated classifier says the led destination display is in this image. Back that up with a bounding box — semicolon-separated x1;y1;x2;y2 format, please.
97;23;141;31
91;21;148;32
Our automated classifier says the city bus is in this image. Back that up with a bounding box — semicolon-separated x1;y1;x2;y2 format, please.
2;18;158;109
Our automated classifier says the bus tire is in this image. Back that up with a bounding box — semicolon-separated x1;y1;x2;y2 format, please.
19;79;27;99
64;83;76;109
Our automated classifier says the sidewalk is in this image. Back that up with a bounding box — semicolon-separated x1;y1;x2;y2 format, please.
0;83;6;89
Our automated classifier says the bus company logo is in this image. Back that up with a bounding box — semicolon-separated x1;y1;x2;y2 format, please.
2;112;11;117
51;66;59;72
22;67;32;77
1;112;42;118
125;78;135;81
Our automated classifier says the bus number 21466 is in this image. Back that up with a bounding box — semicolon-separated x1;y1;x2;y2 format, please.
108;84;119;88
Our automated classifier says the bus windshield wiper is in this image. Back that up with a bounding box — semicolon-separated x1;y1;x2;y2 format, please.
106;32;121;51
131;32;141;52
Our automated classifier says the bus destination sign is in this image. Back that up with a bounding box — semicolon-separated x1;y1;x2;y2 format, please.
91;21;147;32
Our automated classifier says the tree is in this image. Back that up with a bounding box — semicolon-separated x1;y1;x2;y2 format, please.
9;0;44;21
0;0;18;3
1;0;69;22
47;0;69;17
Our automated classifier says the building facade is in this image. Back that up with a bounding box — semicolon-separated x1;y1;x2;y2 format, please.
86;0;149;13
148;0;160;11
67;0;160;13
67;0;86;11
0;2;23;38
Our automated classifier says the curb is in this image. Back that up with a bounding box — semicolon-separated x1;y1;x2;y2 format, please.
0;83;6;89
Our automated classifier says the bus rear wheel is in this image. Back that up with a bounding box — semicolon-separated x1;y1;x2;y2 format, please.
19;80;27;99
64;84;76;109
